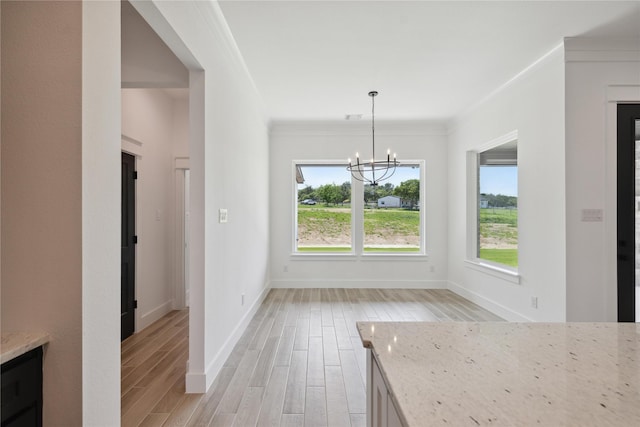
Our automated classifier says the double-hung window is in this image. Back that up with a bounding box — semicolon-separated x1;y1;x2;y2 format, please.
294;162;425;255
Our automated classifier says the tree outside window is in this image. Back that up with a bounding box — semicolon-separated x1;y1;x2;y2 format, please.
295;163;424;254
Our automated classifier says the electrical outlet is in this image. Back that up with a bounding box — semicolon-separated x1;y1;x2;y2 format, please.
429;266;435;273
531;296;538;309
219;208;228;223
241;293;245;306
581;209;603;222
283;265;289;273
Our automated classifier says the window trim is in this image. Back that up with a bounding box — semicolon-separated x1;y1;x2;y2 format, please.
292;159;426;257
464;259;520;284
466;131;519;276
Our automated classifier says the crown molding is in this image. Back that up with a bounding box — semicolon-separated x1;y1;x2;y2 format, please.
193;0;269;123
565;37;640;62
132;0;269;126
447;42;564;134
270;120;447;137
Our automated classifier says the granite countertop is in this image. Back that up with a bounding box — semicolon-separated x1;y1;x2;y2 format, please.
357;322;640;426
1;332;50;364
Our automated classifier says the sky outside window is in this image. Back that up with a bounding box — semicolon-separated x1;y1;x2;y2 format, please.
480;166;517;196
299;165;419;189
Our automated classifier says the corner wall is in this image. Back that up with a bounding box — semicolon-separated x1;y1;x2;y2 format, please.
564;38;640;321
447;47;567;322
1;1;85;423
82;0;122;423
132;0;270;392
269;121;448;289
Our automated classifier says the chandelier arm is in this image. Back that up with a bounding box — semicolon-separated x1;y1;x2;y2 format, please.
356;162;367;181
349;165;372;185
352;173;372;185
375;165;394;183
379;165;397;182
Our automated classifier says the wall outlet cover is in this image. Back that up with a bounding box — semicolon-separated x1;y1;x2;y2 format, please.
219;208;228;223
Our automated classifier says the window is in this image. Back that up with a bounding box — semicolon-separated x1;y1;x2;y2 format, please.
475;139;518;268
363;164;421;253
295;164;352;252
294;162;425;255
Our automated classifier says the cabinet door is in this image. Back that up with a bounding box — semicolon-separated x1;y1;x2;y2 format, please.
372;357;388;427
387;397;403;427
1;347;43;427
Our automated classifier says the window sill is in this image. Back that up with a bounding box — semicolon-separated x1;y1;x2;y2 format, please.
290;253;357;261
290;252;428;262
464;259;520;284
360;253;428;261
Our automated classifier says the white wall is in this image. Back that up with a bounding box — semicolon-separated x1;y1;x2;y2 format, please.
121;0;188;89
269;121;448;288
122;88;189;331
172;92;190;159
2;1;121;424
131;0;270;392
1;2;84;424
447;47;567;322
564;38;640;321
82;1;122;423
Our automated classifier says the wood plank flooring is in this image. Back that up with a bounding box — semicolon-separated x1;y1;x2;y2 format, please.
121;288;503;426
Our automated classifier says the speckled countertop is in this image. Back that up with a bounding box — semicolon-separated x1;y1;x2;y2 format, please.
357;322;640;426
1;332;50;364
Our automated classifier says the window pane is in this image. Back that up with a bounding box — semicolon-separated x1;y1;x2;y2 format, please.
363;164;421;253
296;165;352;252
478;141;518;267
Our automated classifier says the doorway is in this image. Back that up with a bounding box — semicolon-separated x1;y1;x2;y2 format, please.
121;152;137;340
617;104;640;322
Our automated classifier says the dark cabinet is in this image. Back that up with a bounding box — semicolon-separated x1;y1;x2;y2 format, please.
1;347;43;427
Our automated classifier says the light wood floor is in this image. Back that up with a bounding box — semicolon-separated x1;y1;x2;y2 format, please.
121;288;503;426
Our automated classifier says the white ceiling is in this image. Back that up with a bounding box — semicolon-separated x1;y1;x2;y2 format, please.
218;0;640;122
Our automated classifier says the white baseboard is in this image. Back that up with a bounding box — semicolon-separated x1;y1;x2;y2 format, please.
137;299;173;332
185;284;271;393
269;279;447;289
447;280;532;322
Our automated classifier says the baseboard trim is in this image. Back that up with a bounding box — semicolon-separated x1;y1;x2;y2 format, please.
269;279;447;289
186;284;271;393
447;280;532;322
137;300;173;332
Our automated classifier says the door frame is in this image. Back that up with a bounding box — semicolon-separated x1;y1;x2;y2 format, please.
606;86;640;321
122;136;143;332
174;157;190;309
617;104;640;321
121;151;137;340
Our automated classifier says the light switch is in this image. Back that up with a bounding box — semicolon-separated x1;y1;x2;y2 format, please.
581;209;603;222
219;208;228;223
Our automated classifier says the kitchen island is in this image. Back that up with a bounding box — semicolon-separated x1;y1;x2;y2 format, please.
357;322;639;426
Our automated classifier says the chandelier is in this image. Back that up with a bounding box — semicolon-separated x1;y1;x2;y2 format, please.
347;91;399;186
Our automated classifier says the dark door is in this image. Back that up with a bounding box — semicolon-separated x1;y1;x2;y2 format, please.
121;152;136;340
617;104;640;322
